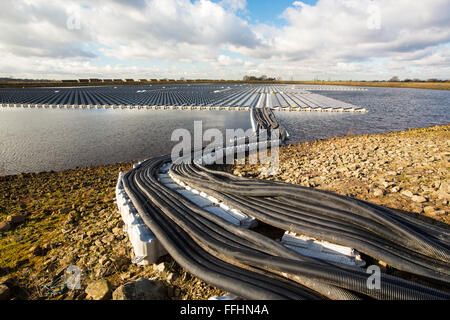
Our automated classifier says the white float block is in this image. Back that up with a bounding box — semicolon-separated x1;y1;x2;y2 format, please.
209;294;239;300
116;170;168;265
165;183;182;190
205;206;241;225
128;223;166;266
176;190;213;208
159;163;172;173
281;232;365;267
207;196;220;205
133;161;143;169
122;205;142;228
167;172;257;228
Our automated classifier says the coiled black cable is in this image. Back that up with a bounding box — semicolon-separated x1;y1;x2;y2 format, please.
121;106;449;299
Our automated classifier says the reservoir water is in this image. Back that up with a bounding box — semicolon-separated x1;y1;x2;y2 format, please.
0;86;448;175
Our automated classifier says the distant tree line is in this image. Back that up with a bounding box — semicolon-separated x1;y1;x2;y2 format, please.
388;76;447;83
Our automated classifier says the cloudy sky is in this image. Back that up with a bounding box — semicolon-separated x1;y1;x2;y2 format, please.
0;0;449;80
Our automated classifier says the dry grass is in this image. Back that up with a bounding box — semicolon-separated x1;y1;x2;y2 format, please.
288;81;450;91
0;162;225;300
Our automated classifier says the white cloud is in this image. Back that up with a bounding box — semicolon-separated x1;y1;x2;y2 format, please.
234;0;450;79
216;54;245;66
265;0;450;60
0;0;448;80
220;0;247;12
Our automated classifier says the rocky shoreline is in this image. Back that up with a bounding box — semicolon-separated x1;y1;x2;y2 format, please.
0;124;449;300
232;125;449;227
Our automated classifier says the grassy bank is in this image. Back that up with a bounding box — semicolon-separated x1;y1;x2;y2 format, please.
0;125;448;300
0;163;223;300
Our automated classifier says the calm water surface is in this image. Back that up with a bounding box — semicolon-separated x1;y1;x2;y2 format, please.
0;87;449;175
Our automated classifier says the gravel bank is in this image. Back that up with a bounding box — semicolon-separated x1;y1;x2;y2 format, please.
232;125;450;226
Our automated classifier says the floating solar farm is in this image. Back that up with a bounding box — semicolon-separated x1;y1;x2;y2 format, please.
0;84;367;112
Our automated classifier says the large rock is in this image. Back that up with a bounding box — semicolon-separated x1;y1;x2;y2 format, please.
437;190;449;201
412;195;427;203
439;182;449;193
423;206;435;214
85;279;112;300
373;188;384;197
6;214;26;224
101;234;115;244
112;278;167;300
0;222;11;233
0;285;11;300
29;245;43;256
401;190;414;198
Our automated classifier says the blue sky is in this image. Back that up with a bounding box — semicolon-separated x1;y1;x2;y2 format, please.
245;0;317;24
0;0;449;80
216;0;319;26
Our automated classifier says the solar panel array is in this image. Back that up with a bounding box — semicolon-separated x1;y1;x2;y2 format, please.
0;84;367;112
